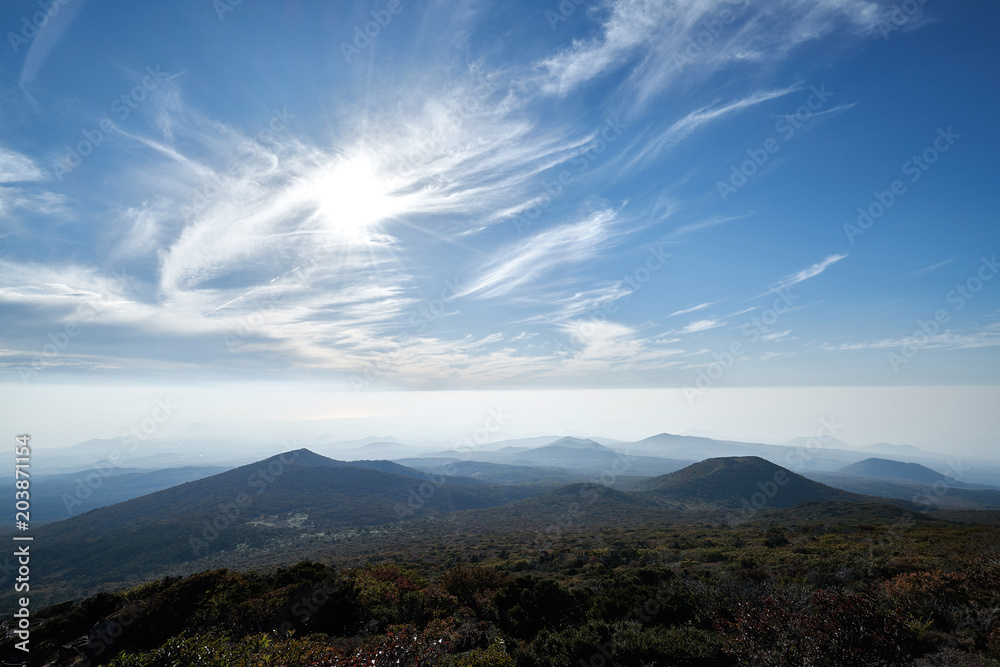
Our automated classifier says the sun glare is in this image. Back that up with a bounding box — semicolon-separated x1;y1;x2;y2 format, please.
308;154;399;237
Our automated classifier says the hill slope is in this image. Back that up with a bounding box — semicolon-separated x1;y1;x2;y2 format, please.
9;465;231;522
634;456;868;509
23;449;540;601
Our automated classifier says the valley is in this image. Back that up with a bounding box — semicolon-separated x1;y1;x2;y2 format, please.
2;432;999;666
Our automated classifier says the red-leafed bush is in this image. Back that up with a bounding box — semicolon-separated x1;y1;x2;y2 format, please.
717;589;915;666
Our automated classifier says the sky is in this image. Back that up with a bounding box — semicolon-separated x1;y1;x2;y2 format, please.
0;1;998;452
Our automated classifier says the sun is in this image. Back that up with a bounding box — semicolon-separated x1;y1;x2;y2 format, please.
307;154;399;237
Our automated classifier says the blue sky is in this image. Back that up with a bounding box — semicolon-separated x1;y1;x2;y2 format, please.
1;1;999;445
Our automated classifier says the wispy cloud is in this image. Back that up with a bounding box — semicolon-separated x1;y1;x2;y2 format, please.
535;0;897;107
457;209;620;300
554;320;685;375
628;86;802;167
0;68;616;378
757;253;848;298
826;324;1000;352
0;0;950;390
892;258;955;280
679;318;725;334
668;301;723;318
759;330;793;343
18;0;91;88
0;146;69;223
664;213;750;242
525;283;635;325
0;146;46;183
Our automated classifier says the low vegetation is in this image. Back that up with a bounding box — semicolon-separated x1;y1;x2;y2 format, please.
5;512;1000;666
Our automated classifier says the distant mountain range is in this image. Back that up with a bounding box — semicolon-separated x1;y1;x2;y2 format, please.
22;450;545;600
16;449;916;606
19;429;999;528
397;459;594;486
409;436;691;477
805;457;1000;510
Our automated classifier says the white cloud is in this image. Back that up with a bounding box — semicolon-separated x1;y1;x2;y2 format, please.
0;0;941;388
457;209;619;300
663;213;750;242
679;318;725;334
517;283;634;326
759;330;792;342
552;319;685;376
629;86;802;166
0;67;636;381
0;146;69;223
536;0;899;106
757;253;848;298
668;301;722;318
0;146;45;183
826;324;1000;352
892;258;955;280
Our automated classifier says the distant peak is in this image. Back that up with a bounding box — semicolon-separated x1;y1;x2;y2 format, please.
680;429;730;440
548;436;603;449
262;448;340;466
697;455;773;468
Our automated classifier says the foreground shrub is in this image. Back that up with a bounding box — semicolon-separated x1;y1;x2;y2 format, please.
717;589;915;666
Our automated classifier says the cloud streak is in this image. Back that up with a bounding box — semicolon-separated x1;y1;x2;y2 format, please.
826;324;1000;352
535;0;898;107
757;253;848;298
457;209;620;300
668;301;723;318
628;86;802;168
